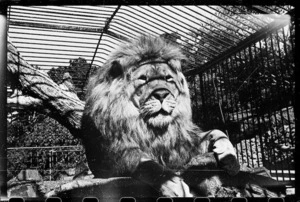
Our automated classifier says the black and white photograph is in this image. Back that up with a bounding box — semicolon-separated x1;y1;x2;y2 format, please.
0;5;296;202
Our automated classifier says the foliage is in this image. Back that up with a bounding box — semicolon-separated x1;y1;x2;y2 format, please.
184;7;295;170
6;6;295;180
184;6;295;129
47;57;99;100
7;112;85;180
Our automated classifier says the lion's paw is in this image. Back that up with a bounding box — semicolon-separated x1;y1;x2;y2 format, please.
219;151;240;176
213;137;240;176
160;176;193;197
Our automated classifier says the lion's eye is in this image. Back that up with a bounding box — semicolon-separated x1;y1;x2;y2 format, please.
165;75;173;82
138;75;147;82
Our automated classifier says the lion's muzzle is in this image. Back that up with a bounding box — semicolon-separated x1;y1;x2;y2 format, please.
152;89;171;103
141;88;176;119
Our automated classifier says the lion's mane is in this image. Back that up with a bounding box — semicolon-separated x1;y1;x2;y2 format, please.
81;36;203;178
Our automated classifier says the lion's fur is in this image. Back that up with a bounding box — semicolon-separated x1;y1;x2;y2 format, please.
81;35;206;178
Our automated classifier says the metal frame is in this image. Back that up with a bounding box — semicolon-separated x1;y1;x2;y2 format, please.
7;6;291;69
5;5;296;186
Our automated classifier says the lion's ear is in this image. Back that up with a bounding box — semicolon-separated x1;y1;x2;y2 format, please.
168;59;182;72
108;60;124;79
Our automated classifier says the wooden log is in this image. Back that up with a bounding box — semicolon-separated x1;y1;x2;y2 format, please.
7;40;85;137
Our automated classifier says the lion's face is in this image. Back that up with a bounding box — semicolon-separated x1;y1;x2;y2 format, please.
83;36;197;177
85;36;192;132
128;60;190;128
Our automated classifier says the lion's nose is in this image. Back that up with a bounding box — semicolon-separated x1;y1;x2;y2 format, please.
152;89;170;103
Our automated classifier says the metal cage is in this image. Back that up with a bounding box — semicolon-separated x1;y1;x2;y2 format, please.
5;5;295;185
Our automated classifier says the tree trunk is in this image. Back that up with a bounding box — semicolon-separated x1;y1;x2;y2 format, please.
7;40;85;137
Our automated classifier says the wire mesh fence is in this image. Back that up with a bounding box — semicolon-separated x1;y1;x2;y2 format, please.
6;5;295;184
7;146;85;181
7;112;86;181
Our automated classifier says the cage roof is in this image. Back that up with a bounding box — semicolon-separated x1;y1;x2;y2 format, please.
8;5;294;76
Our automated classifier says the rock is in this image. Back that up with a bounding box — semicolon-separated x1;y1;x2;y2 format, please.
54;172;74;181
65;168;76;176
17;169;43;182
73;162;93;180
7;169;44;198
54;168;77;181
8;182;42;198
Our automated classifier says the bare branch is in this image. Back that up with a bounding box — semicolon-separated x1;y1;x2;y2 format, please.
7;95;43;109
7;40;85;137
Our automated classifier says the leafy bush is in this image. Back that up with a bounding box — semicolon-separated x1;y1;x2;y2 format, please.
7;112;85;180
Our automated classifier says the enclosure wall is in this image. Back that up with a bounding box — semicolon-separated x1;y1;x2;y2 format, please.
188;21;295;182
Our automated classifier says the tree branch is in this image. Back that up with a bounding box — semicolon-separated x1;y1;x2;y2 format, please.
7;95;43;109
7;40;85;137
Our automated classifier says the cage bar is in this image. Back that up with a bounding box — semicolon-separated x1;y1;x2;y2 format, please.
5;6;295;187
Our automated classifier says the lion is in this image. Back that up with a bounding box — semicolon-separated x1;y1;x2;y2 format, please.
80;35;240;197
